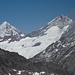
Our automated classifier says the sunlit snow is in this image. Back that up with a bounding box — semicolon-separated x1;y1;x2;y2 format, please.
0;25;69;59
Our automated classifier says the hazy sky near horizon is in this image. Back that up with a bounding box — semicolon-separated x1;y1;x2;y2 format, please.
0;0;75;33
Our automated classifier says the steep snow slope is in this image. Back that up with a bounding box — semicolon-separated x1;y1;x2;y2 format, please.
0;21;25;42
0;15;72;59
31;21;75;75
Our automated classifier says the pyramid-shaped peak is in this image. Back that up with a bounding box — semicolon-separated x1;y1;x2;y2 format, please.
0;21;16;30
2;21;10;26
0;21;25;42
1;21;12;28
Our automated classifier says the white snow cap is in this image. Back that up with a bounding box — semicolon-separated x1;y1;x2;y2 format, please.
2;21;10;25
0;21;25;41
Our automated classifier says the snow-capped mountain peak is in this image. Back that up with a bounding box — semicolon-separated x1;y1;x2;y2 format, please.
1;21;19;31
0;21;12;30
0;21;25;42
2;21;10;25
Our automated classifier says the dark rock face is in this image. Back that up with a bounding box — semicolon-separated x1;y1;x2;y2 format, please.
0;48;69;75
0;49;28;69
31;22;75;75
0;48;29;75
25;61;69;75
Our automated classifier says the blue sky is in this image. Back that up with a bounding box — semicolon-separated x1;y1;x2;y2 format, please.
0;0;75;33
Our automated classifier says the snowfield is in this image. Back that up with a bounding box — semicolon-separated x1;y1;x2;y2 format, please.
0;15;72;59
0;25;69;59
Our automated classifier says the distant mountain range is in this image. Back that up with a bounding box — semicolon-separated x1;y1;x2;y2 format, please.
0;15;75;75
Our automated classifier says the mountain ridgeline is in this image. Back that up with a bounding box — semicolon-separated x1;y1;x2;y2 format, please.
0;15;75;75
